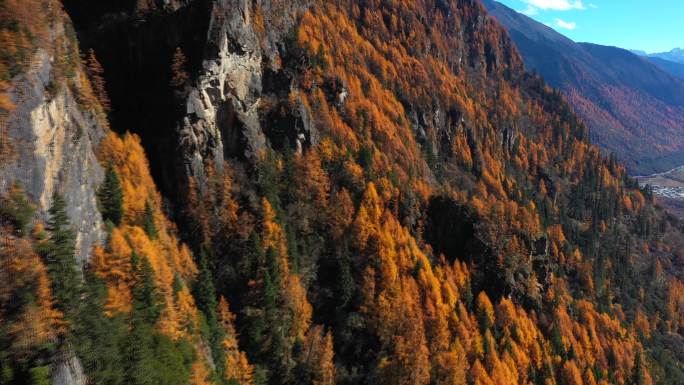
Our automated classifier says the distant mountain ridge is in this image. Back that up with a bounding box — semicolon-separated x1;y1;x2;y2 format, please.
483;0;684;175
649;48;684;64
631;48;684;64
645;56;684;81
631;49;684;80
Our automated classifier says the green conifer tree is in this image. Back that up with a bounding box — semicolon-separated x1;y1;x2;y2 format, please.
0;183;35;236
632;350;647;385
125;322;157;385
28;366;50;385
192;252;227;378
142;200;158;239
336;251;354;310
131;253;164;325
72;269;127;385
40;193;81;321
99;166;124;226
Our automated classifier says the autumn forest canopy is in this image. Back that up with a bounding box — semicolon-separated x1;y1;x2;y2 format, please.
1;1;684;385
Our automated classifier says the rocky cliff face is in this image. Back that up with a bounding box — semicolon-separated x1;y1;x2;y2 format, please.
0;15;107;385
0;23;105;263
178;0;310;188
52;353;87;385
178;0;266;183
61;0;311;200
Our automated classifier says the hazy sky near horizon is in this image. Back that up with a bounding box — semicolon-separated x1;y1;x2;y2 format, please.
493;0;684;53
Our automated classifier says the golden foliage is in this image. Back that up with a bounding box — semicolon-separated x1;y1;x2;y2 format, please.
52;1;670;384
96;132;208;350
190;358;213;385
476;292;495;331
260;198;313;340
0;232;62;354
562;360;584;385
327;188;354;240
666;278;684;333
299;326;336;385
218;297;254;385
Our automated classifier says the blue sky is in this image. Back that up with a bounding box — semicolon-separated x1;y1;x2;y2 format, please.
493;0;684;53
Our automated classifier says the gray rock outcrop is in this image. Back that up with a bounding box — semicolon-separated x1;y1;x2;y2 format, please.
178;0;308;188
0;25;105;263
52;353;87;385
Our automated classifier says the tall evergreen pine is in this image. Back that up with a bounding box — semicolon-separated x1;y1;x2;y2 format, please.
99;166;123;226
40;193;81;321
193;252;228;378
143;200;158;239
73;270;127;385
131;252;163;325
0;182;35;236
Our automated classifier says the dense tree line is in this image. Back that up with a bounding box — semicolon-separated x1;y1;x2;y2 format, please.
2;0;684;385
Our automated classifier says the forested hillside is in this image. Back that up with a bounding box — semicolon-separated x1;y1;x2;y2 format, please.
1;1;684;385
483;0;684;175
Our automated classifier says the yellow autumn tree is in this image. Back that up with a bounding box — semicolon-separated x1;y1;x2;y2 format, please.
261;198;312;340
217;296;254;385
0;234;62;353
476;292;495;332
297;325;336;385
562;360;584;385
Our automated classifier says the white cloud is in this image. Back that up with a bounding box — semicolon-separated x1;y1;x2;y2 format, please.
519;0;586;15
554;18;577;29
521;4;539;15
523;0;586;10
588;3;598;8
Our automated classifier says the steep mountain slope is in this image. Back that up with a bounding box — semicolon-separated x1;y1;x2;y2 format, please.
0;0;106;263
2;1;684;385
483;0;684;175
0;1;248;384
645;57;684;81
630;52;684;81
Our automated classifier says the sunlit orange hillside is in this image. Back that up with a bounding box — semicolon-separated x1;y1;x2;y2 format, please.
1;0;683;385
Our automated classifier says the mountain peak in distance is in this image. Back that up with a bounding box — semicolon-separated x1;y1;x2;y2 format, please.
483;0;684;175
